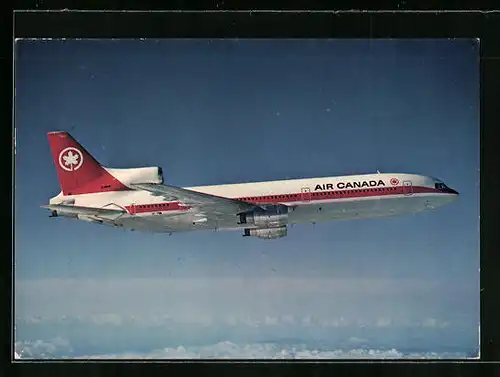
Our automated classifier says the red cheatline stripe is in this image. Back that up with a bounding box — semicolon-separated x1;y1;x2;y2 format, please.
124;185;443;214
125;202;191;214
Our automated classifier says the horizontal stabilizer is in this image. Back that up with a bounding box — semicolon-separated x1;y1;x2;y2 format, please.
41;204;126;219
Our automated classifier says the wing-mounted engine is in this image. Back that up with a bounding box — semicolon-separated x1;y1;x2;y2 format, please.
106;167;164;186
238;205;289;239
243;226;287;239
238;204;289;228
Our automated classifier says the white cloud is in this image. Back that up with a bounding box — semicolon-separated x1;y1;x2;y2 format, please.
89;313;123;326
281;314;295;325
348;337;368;344
376;318;392;327
423;318;438;327
15;337;73;359
422;318;449;328
264;316;279;326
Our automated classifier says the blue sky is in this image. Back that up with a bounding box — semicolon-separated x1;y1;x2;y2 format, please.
14;39;479;359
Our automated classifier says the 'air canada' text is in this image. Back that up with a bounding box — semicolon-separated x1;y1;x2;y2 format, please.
315;180;386;191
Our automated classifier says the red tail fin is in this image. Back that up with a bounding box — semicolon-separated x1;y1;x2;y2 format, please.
47;131;130;195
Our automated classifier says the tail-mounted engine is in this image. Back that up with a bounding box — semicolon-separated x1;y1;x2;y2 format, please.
106;167;164;185
238;205;289;228
244;226;287;239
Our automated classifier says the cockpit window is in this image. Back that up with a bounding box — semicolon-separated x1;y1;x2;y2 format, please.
435;182;447;190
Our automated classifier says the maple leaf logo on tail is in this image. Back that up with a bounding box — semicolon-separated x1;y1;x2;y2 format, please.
58;147;84;171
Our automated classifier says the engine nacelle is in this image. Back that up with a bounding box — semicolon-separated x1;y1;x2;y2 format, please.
238;205;289;228
105;167;164;185
244;226;287;239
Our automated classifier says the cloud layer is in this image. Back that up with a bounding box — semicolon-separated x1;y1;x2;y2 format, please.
15;339;471;360
16;312;451;329
14;277;479;359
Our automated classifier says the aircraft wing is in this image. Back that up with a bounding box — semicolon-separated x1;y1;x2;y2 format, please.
131;183;258;216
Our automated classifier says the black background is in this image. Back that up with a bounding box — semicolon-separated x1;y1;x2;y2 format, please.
6;3;500;377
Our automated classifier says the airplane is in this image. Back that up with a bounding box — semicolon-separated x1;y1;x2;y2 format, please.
42;131;459;239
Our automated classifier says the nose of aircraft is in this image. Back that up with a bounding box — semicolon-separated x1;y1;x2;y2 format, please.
447;187;459;195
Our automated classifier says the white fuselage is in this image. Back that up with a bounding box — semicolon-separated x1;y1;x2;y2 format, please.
49;173;459;234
